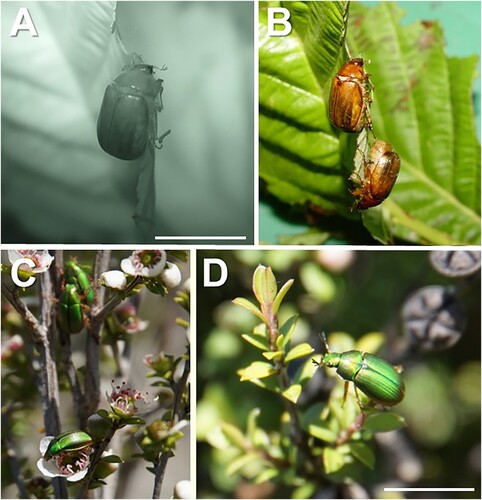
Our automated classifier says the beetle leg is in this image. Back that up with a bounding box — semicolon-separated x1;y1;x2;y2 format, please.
342;380;350;407
154;129;172;149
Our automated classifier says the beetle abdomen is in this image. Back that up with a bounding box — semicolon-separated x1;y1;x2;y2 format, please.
354;353;405;405
97;85;150;161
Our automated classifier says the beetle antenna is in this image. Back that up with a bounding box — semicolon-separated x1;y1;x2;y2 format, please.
317;332;330;353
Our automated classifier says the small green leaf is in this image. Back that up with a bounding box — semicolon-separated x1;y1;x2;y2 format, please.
247;408;261;443
254;467;279;484
323;447;346;474
220;422;248;450
242;333;269;351
363;412;406;433
239;361;276;381
263;350;283;361
232;298;266;324
272;278;294;315
285;342;314;362
124;417;145;425
282;384;302;404
307;423;337;443
279;315;299;348
293;481;316;499
226;452;260;475
100;454;123;463
252;265;277;309
348;442;375;469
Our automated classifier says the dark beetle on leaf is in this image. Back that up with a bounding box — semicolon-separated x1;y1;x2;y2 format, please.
97;62;171;160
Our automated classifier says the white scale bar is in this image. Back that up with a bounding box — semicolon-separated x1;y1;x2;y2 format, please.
154;236;247;240
384;488;475;492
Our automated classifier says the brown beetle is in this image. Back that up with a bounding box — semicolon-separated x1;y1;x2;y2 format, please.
350;139;400;210
329;58;373;133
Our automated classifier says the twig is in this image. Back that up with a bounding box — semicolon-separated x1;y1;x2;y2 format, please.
151;355;190;498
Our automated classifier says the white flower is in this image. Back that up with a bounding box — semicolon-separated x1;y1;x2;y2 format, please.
121;250;166;277
37;436;92;482
8;250;54;274
160;262;182;288
99;270;127;290
106;381;157;417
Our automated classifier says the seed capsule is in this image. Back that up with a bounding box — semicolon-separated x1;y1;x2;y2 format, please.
329;58;373;133
350;139;400;209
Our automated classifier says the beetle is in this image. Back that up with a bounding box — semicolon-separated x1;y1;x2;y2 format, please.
58;284;84;334
65;260;94;305
329;58;373;133
313;333;405;407
97;63;171;160
43;430;94;461
350;139;400;210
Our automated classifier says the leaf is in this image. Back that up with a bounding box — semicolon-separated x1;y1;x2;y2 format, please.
253;265;277;308
348;442;375;469
1;2;142;243
259;1;481;244
363;412;406;433
226;452;260;476
272;278;294;315
239;361;276;381
282;384;302;404
262;350;283;361
254;468;279;484
259;1;351;213
348;3;480;244
323;447;346;474
279;315;299;348
242;333;269;351
307;422;337;443
232;298;267;324
285;342;314;362
220;422;249;450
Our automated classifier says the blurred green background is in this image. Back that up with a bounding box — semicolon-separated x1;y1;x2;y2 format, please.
196;250;480;498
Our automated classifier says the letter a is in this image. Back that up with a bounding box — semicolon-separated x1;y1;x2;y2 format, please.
10;8;38;37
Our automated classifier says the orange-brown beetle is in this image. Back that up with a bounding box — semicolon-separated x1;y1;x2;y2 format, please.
350;139;400;209
329;58;373;133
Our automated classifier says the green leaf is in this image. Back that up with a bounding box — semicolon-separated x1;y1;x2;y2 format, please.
363;412;406;433
262;350;283;361
272;278;294;315
239;361;276;381
232;298;266;324
323;447;346;474
348;442;375;469
348;3;480;244
293;482;317;499
226;452;260;475
252;265;277;307
281;384;302;404
279;315;299;348
254;467;279;484
285;342;314;362
307;422;337;443
242;333;269;351
247;408;261;443
100;454;123;463
259;1;351;213
220;422;249;450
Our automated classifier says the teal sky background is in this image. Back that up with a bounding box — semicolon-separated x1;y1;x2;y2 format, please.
260;1;481;244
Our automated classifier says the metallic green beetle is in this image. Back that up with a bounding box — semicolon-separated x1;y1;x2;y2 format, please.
44;430;94;460
314;334;405;406
65;260;94;305
58;284;84;334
